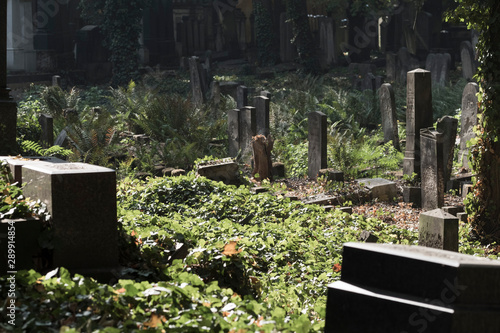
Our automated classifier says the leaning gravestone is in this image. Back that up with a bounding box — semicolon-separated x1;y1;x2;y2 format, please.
22;162;119;278
188;56;206;106
420;127;445;210
419;208;459;251
436;116;458;185
459;82;479;170
379;83;400;150
403;69;434;178
308;111;327;179
325;242;500;333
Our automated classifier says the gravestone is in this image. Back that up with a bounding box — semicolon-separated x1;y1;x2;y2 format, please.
260;90;271;99
356;178;397;202
460;41;476;80
240;106;256;159
0;156;66;185
22;162;119;276
459;82;479;170
197;159;240;185
308;111;327;179
379;83;400;150
426;53;451;87
403;69;434;178
436;116;458;185
319;17;336;68
228;109;241;158
386;52;397;82
237;85;248;109
52;75;61;87
254;95;270;136
280;12;296;63
211;81;221;106
325;242;500;333
39;114;54;148
397;47;420;83
419;208;459;251
188;56;206;106
420;127;444;210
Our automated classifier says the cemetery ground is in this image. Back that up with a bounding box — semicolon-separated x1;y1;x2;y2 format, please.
1;65;498;332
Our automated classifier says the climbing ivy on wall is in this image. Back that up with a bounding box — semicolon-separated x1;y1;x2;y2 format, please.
79;0;150;86
447;0;500;242
254;0;279;66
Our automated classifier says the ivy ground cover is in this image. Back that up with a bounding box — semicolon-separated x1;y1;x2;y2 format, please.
1;175;418;332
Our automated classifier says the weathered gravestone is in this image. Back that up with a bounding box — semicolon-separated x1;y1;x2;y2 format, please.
379;83;400;150
356;178;397;202
197;158;240;185
0;156;65;185
420;127;445;210
280;13;297;63
228;109;241;158
459;82;479;170
308;111;327;179
403;69;434;178
436;116;458;186
386;52;397;82
236;85;248;109
240;106;256;160
260;90;271;99
188;56;207;106
426;53;451;87
419;208;459;252
325;242;500;333
39;114;54;148
254;95;270;136
52;75;61;87
460;41;476;81
318;17;336;68
22;162;119;277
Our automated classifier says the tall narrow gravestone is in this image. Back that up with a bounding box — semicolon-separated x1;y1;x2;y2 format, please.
379;83;400;150
460;82;479;170
437;116;458;185
228;109;241;158
325;242;500;333
254;95;270;136
39;114;54;148
421;127;444;210
403;69;433;178
237;85;248;109
188;56;205;106
308;111;327;179
22;163;119;276
460;41;476;81
240;106;256;159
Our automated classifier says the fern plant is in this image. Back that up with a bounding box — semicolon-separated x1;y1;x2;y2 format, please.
21;140;73;158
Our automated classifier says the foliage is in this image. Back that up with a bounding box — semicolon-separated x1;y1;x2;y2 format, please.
447;1;500;241
20;140;73;158
79;0;150;86
254;0;279;66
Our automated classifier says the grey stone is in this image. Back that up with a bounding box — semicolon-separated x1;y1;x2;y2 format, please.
280;12;296;63
236;85;248;109
459;82;479;170
303;194;337;206
421;127;445;210
260;90;271;99
325;242;500;333
240;106;256;160
52;75;61;87
228;109;241;158
462;184;473;198
457;212;468;223
403;186;421;208
318;168;344;182
318;17;336;67
379;83;400;150
254;95;270;136
356;178;397;202
419;208;459;251
197;161;240;185
386;52;396;82
188;56;205;106
359;230;378;243
403;69;434;178
436;116;458;185
461;41;476;80
171;169;185;176
0;155;66;185
22;162;118;274
442;206;459;217
308;111;327;179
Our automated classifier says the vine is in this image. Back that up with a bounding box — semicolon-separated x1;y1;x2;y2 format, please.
447;0;500;242
254;0;279;66
79;0;150;86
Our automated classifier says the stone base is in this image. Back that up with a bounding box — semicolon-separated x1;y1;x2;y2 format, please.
403;186;421;208
356;178;397;201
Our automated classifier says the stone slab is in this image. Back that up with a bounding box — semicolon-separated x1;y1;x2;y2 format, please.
22;162;118;272
197;161;239;184
339;242;500;306
356;178;397;201
0;156;66;185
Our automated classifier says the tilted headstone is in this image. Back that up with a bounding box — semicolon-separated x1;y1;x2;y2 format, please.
254;95;270;136
326;242;500;332
419;208;459;251
403;69;434;178
379;83;400;150
240;106;256;159
420;127;445;210
54;129;69;148
228;109;241;158
436;116;458;185
22;162;119;277
237;85;248;109
39;114;54;148
308;111;327;179
460;41;476;80
459;82;479;170
188;56;206;106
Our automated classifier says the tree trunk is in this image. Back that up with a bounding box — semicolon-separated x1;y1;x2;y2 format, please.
252;134;274;181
